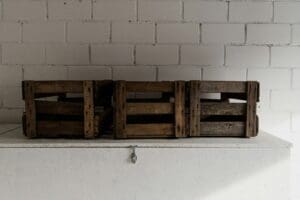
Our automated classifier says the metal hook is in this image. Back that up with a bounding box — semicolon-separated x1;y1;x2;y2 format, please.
130;145;137;164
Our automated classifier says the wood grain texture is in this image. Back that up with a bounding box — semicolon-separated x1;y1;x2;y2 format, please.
127;103;174;115
36;101;83;116
24;81;37;138
175;81;186;138
83;81;95;139
126;81;173;92
33;81;84;93
201;102;246;116
114;81;127;139
126;124;174;138
37;121;83;137
200;81;246;93
246;81;259;138
200;122;245;137
189;81;201;137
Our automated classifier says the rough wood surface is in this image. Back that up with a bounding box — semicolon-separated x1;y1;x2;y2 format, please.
175;81;186;138
189;81;201;137
201;102;246;116
200;122;245;137
200;81;246;93
126;124;174;138
127;103;174;115
36;101;83;116
246;81;259;137
83;81;95;139
114;81;127;139
33;81;84;94
126;82;173;92
24;81;37;138
37;121;83;137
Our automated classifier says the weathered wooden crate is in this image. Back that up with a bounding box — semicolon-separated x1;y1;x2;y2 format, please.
187;81;259;138
22;80;113;138
113;81;186;139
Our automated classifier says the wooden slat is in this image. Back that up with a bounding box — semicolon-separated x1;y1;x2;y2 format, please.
201;102;246;115
200;122;245;137
189;81;201;137
246;81;259;137
83;81;95;139
127;103;174;115
36;101;83;116
200;81;246;93
37;121;83;137
114;81;127;139
175;81;185;138
33;81;83;93
126;124;174;138
24;81;37;138
126;82;173;92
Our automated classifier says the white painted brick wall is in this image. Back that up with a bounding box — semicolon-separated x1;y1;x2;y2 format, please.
157;23;199;44
0;1;298;198
112;22;154;43
229;2;272;23
226;46;269;67
93;0;136;21
202;24;244;44
181;45;224;66
247;24;291;45
67;22;110;43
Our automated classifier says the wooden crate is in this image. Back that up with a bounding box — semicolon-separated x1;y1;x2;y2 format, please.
22;80;113;138
187;81;259;138
113;81;186;139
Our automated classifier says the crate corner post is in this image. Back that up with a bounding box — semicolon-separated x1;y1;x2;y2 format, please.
24;81;37;138
83;80;95;139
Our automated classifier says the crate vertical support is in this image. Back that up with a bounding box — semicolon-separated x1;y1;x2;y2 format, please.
246;81;259;138
24;81;37;138
83;81;95;139
114;81;127;139
175;81;186;138
189;81;201;137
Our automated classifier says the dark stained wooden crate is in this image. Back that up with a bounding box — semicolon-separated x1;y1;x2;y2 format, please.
187;81;259;138
113;81;186;139
22;80;113;139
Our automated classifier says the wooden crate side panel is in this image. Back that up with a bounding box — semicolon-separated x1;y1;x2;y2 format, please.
114;81;127;139
175;81;186;138
127;103;174;115
24;81;37;138
189;81;201;137
246;81;259;137
83;81;95;139
126;124;174;138
200;122;245;137
36;101;83;116
201;102;246;116
37;121;83;138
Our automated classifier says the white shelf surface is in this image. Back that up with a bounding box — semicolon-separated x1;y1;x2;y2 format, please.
0;124;292;149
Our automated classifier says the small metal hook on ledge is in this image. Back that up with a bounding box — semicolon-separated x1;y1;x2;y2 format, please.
130;145;138;164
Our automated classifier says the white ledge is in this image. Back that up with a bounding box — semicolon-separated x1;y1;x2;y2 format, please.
0;124;292;149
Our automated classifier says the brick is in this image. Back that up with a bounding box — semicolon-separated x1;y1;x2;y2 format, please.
91;44;133;65
292;25;300;44
112;22;154;43
0;66;22;87
23;66;68;80
247;24;291;45
3;0;46;20
1;87;24;108
181;45;224;66
184;1;227;22
271;90;300;111
229;2;272;23
202;24;244;44
0;108;23;123
226;46;269;67
158;66;201;81
292;113;300;131
93;0;136;21
271;47;300;67
46;45;89;65
113;66;156;81
0;22;21;42
48;0;91;20
136;45;178;65
203;68;246;81
248;69;291;89
293;69;300;89
157;23;199;44
68;66;111;80
2;44;45;65
275;2;300;23
23;22;65;43
67;22;109;43
139;1;181;21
